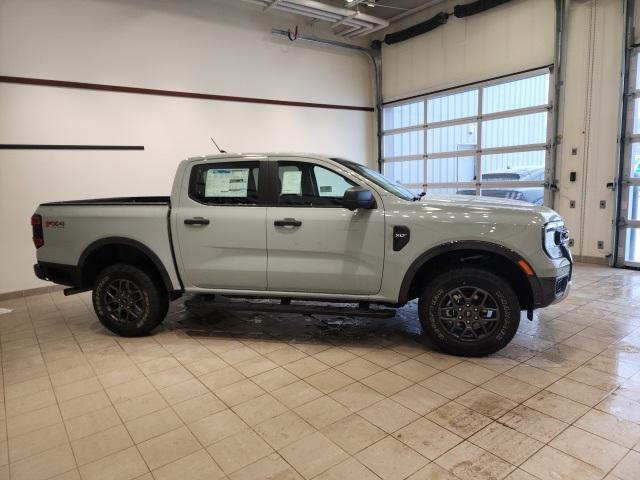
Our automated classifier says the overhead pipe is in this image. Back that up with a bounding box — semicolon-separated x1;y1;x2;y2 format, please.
384;12;449;45
384;0;517;46
453;0;514;18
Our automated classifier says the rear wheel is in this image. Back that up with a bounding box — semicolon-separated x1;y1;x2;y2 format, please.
418;267;520;356
92;263;168;337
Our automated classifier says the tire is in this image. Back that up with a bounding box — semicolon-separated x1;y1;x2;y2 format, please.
418;267;520;357
92;263;169;337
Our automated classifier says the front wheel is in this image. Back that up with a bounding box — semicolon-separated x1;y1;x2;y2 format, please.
418;267;520;357
93;263;168;337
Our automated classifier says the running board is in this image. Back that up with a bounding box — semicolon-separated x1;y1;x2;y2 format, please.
185;299;397;318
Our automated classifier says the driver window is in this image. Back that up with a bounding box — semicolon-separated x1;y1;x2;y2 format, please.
277;161;356;207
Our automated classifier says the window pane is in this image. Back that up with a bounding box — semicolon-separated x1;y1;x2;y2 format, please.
481;187;544;205
427;123;477;154
427;155;475;183
313;166;354;198
628;186;640;221
383;160;424;185
427;90;478;123
626;228;640;263
632;143;640;178
481;151;545;181
481;112;547;149
483;74;549;114
190;162;259;205
383;101;424;130
383;131;424;158
277;161;355;206
633;99;640;134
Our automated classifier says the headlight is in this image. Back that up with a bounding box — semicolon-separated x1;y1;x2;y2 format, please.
543;221;568;259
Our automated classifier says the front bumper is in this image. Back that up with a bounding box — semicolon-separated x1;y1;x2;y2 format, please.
532;246;573;309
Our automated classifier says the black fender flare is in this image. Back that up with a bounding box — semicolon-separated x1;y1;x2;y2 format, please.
77;237;175;292
397;240;538;304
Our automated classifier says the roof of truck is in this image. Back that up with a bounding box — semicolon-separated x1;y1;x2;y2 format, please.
187;153;337;162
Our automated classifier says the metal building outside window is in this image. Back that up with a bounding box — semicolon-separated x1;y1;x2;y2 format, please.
381;68;553;206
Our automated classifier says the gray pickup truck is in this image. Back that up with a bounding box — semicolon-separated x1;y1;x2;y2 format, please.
32;153;572;356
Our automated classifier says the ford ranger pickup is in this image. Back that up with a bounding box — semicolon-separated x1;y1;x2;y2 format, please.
32;154;572;356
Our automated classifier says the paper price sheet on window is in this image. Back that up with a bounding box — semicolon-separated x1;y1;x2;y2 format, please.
205;168;249;197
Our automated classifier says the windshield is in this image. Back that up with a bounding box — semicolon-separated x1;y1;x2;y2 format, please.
331;158;417;201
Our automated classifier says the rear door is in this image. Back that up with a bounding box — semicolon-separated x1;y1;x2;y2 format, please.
266;158;385;295
174;158;268;290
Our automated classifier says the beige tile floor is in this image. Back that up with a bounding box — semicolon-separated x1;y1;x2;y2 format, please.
1;263;640;480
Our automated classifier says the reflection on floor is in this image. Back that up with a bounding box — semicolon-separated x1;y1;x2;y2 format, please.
0;263;639;480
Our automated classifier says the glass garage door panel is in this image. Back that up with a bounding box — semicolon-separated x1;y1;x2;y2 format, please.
631;143;640;178
628;186;640;221
482;74;549;114
625;228;640;263
482;112;547;148
427;156;475;183
383;160;424;185
384;101;424;130
480;151;545;181
427;90;478;123
481;187;544;205
427;187;472;195
427;123;477;154
383;131;424;158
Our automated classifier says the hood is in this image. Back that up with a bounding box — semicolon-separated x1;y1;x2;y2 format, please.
414;194;561;223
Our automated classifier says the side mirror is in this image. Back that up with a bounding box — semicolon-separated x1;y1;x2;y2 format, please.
342;187;376;211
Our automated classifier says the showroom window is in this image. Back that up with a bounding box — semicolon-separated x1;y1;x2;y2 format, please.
382;70;552;205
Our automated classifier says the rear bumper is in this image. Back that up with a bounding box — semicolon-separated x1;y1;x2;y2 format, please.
34;262;79;287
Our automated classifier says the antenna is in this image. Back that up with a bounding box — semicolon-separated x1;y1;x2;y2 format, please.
210;137;227;154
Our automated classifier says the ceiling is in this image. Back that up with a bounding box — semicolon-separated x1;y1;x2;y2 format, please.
325;0;442;21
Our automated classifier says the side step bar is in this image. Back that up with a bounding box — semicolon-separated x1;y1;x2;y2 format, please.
185;299;397;318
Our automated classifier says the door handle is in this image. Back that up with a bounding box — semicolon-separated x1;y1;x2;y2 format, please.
184;217;210;226
274;218;302;227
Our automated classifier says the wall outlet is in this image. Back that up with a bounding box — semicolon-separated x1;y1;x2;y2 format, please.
599;200;606;209
570;200;576;208
571;147;578;155
597;240;604;249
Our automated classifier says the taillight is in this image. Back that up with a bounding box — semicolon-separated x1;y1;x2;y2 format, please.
31;214;44;248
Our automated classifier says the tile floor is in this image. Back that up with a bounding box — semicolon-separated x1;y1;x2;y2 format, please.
0;263;639;480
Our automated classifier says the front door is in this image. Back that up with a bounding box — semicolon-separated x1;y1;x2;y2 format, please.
175;159;268;290
266;158;385;295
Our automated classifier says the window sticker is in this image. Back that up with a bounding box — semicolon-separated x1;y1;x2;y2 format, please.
281;170;302;195
205;168;249;197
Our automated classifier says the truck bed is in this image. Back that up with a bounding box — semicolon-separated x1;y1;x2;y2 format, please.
41;196;170;206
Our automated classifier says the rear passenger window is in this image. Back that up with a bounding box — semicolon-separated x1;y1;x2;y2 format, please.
189;162;260;205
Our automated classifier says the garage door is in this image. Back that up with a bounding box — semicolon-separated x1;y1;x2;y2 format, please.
617;47;640;267
381;68;553;207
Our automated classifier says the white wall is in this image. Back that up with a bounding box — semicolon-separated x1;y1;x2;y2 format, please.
379;0;627;262
0;0;374;294
382;0;555;101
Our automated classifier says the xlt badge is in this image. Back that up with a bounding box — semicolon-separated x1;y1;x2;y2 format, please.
393;226;410;251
